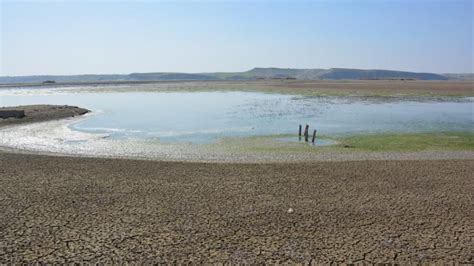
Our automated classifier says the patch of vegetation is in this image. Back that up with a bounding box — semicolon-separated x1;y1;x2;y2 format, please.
213;132;474;153
336;132;474;152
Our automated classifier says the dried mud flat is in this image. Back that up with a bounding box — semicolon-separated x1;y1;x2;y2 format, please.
0;152;472;263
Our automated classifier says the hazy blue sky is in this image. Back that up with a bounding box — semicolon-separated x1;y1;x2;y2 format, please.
1;0;472;76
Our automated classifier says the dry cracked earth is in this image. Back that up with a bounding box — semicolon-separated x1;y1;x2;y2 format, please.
0;152;473;263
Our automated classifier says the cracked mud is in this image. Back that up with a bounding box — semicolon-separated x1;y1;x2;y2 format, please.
0;152;472;263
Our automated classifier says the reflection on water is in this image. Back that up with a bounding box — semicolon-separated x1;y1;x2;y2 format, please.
0;87;473;146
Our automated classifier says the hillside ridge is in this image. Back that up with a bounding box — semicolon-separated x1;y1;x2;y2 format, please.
1;67;466;84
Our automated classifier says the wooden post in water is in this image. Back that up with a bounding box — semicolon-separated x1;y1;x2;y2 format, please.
304;124;309;142
312;130;317;144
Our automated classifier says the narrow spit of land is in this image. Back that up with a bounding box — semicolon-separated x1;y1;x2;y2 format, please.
0;105;89;127
0;152;472;263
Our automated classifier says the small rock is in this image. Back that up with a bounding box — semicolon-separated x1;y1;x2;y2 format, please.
287;208;294;214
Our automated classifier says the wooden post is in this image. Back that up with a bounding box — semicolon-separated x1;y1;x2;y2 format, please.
312;130;317;144
304;124;309;142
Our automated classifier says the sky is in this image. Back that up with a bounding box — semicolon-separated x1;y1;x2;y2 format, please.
0;0;472;76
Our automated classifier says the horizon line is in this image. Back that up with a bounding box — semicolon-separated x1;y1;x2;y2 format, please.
1;67;472;77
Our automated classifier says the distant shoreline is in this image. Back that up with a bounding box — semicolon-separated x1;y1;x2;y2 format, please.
0;79;472;97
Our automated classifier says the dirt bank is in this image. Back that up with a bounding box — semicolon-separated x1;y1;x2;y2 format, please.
0;152;472;263
0;105;89;128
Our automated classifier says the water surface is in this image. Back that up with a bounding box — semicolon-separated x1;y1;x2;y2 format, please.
0;87;472;158
1;88;472;142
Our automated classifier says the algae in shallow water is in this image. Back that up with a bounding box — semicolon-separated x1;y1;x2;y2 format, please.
217;132;474;153
337;132;474;152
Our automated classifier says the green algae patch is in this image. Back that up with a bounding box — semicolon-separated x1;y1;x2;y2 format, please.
331;132;474;152
211;134;339;154
211;132;474;154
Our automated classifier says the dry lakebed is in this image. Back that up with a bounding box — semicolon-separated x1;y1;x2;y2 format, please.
0;81;473;263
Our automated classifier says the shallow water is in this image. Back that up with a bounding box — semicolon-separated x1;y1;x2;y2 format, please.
1;87;472;142
0;87;473;159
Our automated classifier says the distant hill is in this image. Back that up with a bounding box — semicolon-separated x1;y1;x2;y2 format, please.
316;68;447;80
0;67;460;84
128;73;215;81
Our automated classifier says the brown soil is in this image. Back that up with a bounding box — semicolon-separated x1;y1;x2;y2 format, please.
0;105;89;127
0;152;472;263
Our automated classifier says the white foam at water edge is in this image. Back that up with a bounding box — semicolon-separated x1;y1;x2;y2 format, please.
0;117;108;152
0;87;74;96
145;126;255;137
72;126;143;133
70;110;142;134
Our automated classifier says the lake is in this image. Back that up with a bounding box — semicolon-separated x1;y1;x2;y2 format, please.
0;87;472;158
